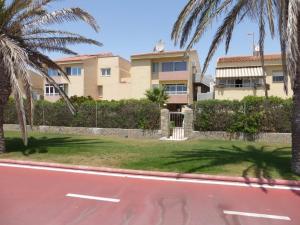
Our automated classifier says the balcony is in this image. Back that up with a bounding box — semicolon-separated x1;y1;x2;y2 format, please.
159;71;189;81
167;94;188;104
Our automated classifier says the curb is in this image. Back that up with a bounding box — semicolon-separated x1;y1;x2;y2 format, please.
1;159;300;187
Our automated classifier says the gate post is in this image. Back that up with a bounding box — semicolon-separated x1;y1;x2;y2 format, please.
183;107;193;138
161;109;170;137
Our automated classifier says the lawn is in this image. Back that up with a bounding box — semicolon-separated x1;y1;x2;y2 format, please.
1;131;299;181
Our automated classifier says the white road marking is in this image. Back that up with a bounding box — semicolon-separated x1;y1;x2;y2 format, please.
1;163;300;191
66;193;120;203
224;210;291;221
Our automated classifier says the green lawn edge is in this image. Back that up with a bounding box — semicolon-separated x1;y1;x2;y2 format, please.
1;131;299;181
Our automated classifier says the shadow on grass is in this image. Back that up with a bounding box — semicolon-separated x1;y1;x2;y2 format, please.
5;136;107;156
165;145;300;189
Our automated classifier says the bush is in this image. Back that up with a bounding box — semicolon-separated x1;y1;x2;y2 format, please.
194;96;292;134
194;100;241;131
4;99;160;130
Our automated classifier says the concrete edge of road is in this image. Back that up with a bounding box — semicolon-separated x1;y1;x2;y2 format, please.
1;159;300;187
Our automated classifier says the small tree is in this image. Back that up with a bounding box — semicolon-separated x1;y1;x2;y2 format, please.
145;87;169;107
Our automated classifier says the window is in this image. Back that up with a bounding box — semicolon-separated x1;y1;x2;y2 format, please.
235;79;243;88
165;84;187;95
45;84;66;96
162;61;187;72
66;67;82;76
66;67;71;75
48;69;59;76
152;62;159;73
272;71;284;83
162;62;173;72
243;79;251;87
174;62;187;71
217;78;263;88
101;68;111;76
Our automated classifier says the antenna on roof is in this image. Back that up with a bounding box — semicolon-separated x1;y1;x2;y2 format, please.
153;40;165;52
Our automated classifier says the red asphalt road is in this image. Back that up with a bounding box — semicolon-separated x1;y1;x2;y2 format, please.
0;164;300;225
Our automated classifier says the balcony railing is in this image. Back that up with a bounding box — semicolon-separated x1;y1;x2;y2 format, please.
167;94;188;104
166;91;187;95
159;71;189;81
215;83;264;88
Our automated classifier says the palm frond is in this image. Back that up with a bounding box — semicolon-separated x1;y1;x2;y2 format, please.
266;0;275;38
0;36;31;145
187;0;232;51
277;0;289;94
23;29;86;37
202;0;248;75
286;0;299;91
172;0;199;45
34;45;78;55
25;36;102;48
258;0;268;97
24;8;100;32
0;0;31;28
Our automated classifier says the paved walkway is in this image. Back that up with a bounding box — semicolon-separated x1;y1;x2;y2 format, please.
0;163;299;225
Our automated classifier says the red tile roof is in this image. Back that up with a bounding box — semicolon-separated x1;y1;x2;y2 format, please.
218;54;282;63
55;53;114;62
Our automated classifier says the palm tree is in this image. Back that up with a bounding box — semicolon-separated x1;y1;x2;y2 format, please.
172;0;300;174
0;0;101;153
145;86;169;107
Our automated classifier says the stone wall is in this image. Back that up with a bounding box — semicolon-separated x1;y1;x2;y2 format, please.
191;131;291;144
4;124;162;139
4;124;291;144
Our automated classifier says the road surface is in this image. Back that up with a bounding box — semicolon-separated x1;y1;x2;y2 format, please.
0;163;299;225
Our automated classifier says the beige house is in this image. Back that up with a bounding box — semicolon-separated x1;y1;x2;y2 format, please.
42;50;210;110
44;53;131;102
131;50;206;111
215;54;293;100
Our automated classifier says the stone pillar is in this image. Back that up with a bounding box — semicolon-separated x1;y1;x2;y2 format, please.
183;107;194;138
161;109;170;137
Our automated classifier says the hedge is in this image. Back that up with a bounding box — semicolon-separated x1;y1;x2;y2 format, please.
194;96;292;134
5;96;292;134
4;99;160;130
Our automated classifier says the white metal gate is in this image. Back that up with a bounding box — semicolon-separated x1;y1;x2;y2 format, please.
169;112;185;140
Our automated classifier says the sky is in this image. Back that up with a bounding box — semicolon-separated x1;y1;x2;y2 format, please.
48;0;281;76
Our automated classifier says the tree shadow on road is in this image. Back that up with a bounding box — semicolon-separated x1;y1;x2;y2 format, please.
4;136;107;156
165;144;300;193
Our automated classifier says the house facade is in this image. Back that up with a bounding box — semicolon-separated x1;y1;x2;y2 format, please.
131;50;205;111
44;53;131;102
41;50;210;110
214;54;293;100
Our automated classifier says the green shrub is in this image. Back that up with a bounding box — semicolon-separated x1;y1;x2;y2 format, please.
3;98;17;124
4;99;160;130
194;96;292;134
194;100;240;131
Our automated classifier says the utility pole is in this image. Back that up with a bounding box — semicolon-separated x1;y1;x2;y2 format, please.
247;32;255;55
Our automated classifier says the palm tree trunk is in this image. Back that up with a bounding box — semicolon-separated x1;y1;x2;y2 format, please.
291;19;300;175
0;105;5;153
0;68;11;153
263;73;269;98
291;67;300;174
